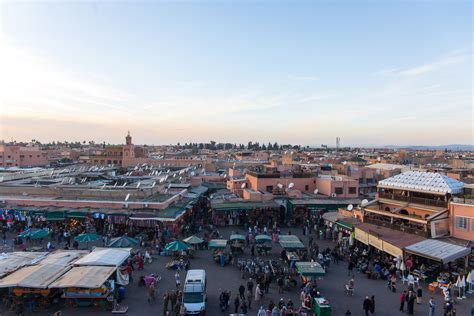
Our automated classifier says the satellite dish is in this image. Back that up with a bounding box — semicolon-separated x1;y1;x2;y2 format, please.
342;161;347;165
313;189;318;194
122;182;127;187
168;183;172;189
331;193;337;198
347;204;354;211
136;181;141;189
152;181;156;188
288;182;295;189
277;183;283;189
113;182;117;188
241;183;246;189
101;184;106;190
124;193;130;201
361;199;369;207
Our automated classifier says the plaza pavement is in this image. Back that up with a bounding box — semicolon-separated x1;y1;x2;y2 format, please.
0;227;471;316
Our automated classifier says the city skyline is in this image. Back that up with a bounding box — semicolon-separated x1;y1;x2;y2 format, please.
1;1;472;146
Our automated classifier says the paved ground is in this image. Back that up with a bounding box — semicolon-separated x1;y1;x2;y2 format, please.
0;227;472;316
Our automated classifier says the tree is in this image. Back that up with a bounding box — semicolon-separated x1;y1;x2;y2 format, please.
247;141;253;149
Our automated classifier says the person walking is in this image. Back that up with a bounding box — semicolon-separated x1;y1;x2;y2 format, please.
370;295;375;314
234;295;240;314
163;291;170;315
238;284;245;300
169;290;177;312
254;284;262;305
257;306;266;316
348;260;354;277
407;291;415;315
174;271;181;289
363;296;372;316
428;297;436;316
399;290;406;312
416;287;422;304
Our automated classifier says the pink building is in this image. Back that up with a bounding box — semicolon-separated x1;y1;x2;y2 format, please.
0;144;48;168
449;201;474;242
315;175;359;198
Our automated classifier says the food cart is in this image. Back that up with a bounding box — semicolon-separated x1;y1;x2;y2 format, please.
49;266;117;309
229;234;245;254
296;261;326;284
313;297;331;316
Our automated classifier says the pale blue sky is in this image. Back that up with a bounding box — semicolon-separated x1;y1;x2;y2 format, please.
0;1;472;146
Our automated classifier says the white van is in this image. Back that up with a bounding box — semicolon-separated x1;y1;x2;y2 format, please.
182;269;207;315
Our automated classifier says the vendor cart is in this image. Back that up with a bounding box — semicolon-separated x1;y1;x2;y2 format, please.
313;297;331;316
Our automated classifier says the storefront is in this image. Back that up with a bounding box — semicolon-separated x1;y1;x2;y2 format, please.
354;223;425;259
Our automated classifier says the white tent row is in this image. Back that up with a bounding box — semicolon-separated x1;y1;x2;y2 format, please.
49;266;116;289
73;247;131;267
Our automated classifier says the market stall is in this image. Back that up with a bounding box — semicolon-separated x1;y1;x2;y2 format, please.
278;235;305;250
229;234;245;253
49;266;117;309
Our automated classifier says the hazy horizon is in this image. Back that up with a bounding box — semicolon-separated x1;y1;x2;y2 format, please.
1;2;472;146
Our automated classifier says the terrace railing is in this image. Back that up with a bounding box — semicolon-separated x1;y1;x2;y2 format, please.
378;192;447;208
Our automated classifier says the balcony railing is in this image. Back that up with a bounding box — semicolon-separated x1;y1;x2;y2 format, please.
364;217;429;237
378;192;447;208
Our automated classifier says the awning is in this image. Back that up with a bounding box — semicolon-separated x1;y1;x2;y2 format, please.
49;266;116;289
278;235;305;249
66;212;87;219
74;248;131;267
45;212;65;221
336;221;353;231
404;239;471;263
208;239;228;249
296;262;325;277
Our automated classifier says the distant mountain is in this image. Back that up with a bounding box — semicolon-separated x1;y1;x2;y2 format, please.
384;144;474;151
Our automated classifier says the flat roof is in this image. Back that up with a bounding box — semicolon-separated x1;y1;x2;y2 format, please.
355;222;425;249
404;239;471;263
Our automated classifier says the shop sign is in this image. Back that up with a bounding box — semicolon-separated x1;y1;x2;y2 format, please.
368;235;383;250
383;241;403;257
355;228;368;245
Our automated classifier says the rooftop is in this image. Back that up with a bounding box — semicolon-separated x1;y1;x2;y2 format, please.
378;171;464;195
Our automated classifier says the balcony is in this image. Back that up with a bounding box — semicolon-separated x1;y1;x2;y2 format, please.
364;217;429;237
378;192;447;208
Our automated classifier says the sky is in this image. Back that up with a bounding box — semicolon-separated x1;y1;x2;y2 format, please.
0;1;472;147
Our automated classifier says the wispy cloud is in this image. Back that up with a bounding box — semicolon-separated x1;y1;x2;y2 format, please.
373;51;470;77
288;75;318;81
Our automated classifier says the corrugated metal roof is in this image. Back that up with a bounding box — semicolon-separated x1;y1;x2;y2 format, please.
49;266;115;289
405;239;471;263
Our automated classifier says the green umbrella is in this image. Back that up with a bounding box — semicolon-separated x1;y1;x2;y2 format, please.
255;234;272;243
107;236;139;248
183;235;204;245
19;229;49;240
229;234;245;242
165;240;191;252
74;233;100;243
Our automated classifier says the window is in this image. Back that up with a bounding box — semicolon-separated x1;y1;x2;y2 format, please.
349;187;357;194
29;155;32;158
305;185;309;191
266;185;273;193
335;187;343;195
455;217;468;230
